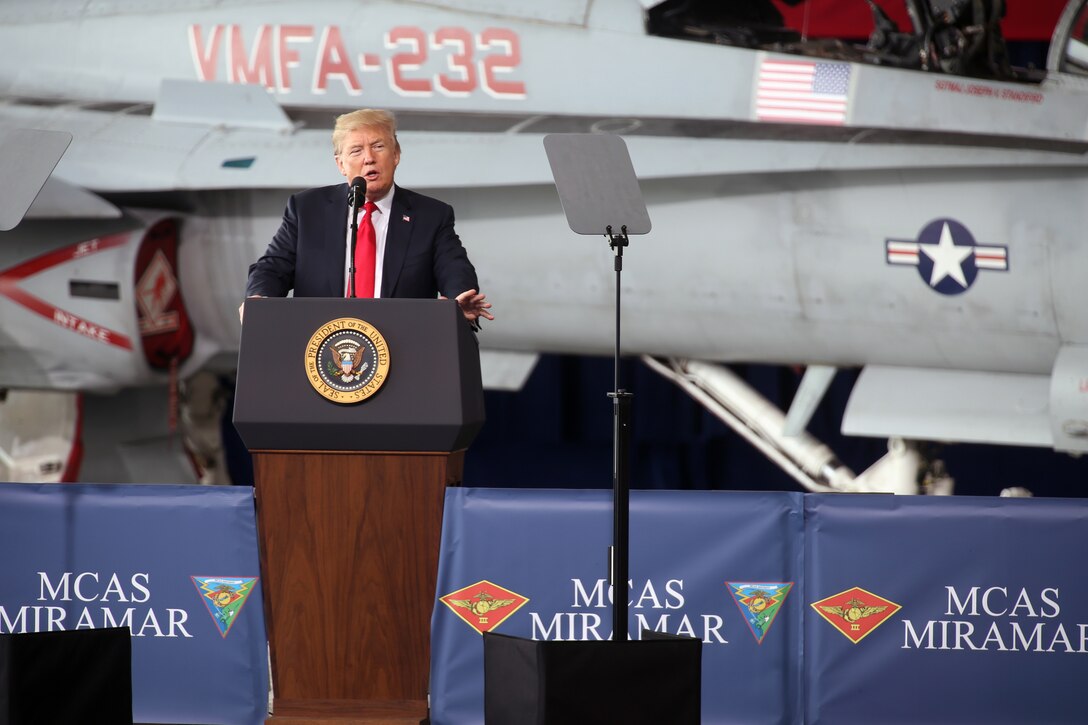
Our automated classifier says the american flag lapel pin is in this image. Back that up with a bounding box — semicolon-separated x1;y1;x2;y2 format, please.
402;214;411;222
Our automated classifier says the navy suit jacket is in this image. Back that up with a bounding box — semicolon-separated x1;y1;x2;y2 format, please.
246;184;479;299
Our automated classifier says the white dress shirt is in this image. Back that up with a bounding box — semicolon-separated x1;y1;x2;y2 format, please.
343;186;394;297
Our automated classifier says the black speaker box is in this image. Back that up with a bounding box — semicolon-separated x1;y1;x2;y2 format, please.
0;627;133;725
483;631;701;725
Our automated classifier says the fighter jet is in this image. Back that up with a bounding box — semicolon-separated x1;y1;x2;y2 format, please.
0;0;1084;492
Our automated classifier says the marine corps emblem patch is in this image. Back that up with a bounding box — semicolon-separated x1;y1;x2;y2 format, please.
441;580;529;634
304;317;390;403
191;576;259;638
728;581;793;645
811;586;902;643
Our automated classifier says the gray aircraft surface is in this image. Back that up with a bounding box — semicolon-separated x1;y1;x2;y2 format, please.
0;0;1086;492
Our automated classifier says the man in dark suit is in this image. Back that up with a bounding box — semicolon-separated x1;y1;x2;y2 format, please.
242;108;493;324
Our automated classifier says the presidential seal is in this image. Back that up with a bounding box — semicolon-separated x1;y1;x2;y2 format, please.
304;317;390;403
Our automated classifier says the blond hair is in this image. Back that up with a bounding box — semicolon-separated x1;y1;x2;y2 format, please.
333;109;399;155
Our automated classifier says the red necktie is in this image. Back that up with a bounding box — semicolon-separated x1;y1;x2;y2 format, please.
352;201;377;298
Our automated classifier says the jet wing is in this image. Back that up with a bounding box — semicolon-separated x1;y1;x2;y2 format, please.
152;78;293;131
844;345;1088;454
25;176;120;220
0;128;72;230
5;93;1088;201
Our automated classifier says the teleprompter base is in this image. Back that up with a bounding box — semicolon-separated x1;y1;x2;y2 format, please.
0;627;133;724
483;631;701;725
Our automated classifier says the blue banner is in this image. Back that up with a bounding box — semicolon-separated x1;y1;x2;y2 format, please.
804;494;1088;725
0;483;268;725
7;483;1087;725
430;488;805;725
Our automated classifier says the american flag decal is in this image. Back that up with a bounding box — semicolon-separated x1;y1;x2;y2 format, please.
756;58;851;125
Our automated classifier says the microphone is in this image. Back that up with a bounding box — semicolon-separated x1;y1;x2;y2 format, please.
350;176;366;208
347;176;366;298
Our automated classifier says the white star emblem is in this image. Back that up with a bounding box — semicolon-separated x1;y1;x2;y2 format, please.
919;222;973;287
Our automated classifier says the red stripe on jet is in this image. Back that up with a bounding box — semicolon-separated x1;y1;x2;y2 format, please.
0;234;133;350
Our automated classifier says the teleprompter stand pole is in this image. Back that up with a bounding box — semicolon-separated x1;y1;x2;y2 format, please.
608;224;632;641
542;134;651;641
477;133;701;725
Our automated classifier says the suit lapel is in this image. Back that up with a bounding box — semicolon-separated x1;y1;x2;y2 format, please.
326;184;348;296
382;186;412;298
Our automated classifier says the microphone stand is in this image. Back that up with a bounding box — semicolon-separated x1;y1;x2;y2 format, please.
347;181;364;298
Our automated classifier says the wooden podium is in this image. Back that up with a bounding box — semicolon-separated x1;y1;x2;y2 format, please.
234;298;484;724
